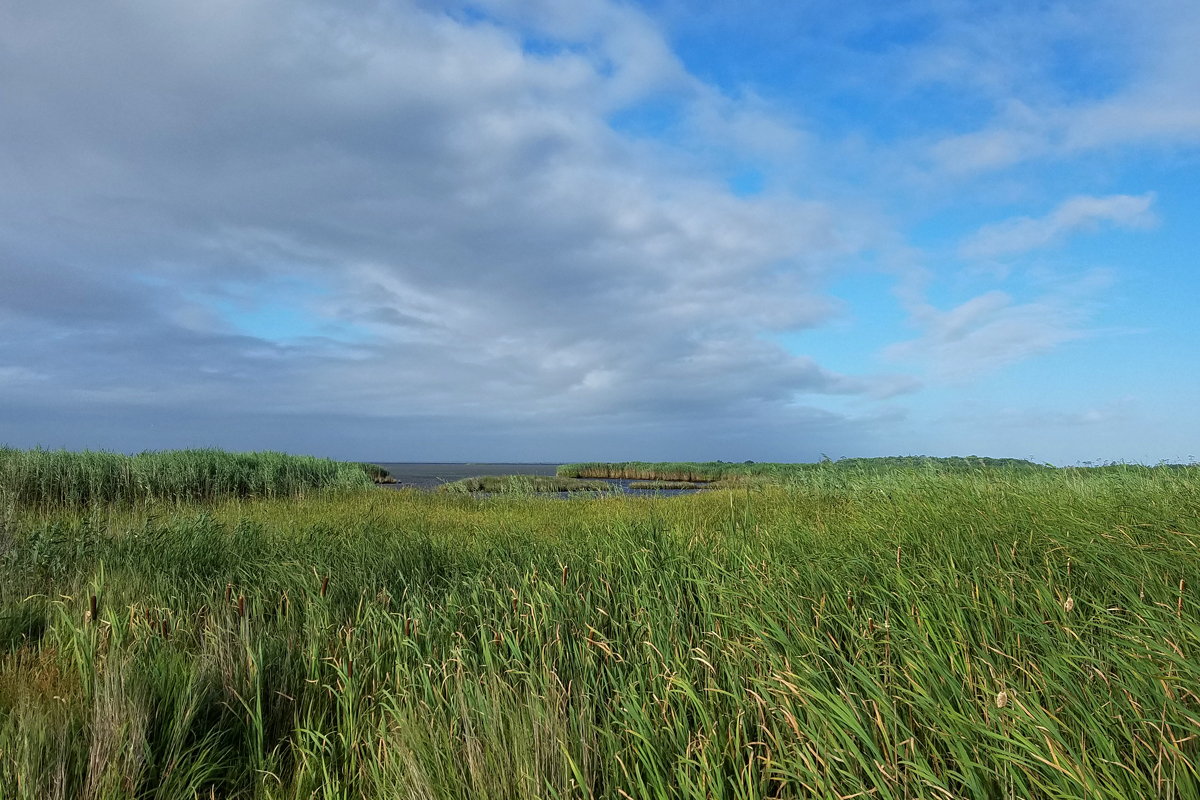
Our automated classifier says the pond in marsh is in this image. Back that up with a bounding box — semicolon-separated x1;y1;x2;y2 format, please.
369;463;705;496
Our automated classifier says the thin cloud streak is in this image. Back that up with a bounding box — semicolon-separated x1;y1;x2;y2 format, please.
959;193;1156;259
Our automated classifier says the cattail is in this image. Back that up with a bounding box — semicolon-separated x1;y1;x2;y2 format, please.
161;619;169;639
145;608;152;624
1064;596;1074;613
347;658;353;679
561;564;568;587
868;618;875;635
995;690;1008;709
238;595;245;618
404;617;410;637
225;583;232;604
321;576;329;598
89;595;97;624
847;590;854;611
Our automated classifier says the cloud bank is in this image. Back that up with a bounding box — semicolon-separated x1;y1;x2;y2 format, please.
0;0;910;458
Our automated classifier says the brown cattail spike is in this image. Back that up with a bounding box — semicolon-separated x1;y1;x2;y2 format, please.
238;595;245;618
162;619;169;639
89;595;97;624
225;583;232;604
321;576;329;598
561;565;568;587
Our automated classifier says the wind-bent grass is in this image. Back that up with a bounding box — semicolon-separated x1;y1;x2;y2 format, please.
436;475;611;494
1;463;1198;798
0;448;374;508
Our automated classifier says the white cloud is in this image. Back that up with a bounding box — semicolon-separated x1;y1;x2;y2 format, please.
922;0;1200;173
884;271;1110;380
959;193;1156;259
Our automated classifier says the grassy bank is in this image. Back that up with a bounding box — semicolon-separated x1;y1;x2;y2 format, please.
0;448;375;508
1;464;1198;798
556;455;1047;482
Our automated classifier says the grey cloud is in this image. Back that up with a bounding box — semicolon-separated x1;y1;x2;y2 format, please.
0;0;909;455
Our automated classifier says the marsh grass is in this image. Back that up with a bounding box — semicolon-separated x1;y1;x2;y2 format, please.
0;464;1198;798
0;448;374;508
436;475;611;495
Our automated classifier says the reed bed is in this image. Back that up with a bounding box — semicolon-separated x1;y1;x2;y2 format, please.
0;464;1198;798
0;448;374;508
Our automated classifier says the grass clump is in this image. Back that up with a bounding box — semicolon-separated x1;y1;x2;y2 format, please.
437;474;611;494
0;462;1198;798
0;447;374;508
357;463;396;483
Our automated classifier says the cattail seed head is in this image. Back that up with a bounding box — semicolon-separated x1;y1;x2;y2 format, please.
561;564;568;587
238;595;245;618
996;690;1008;709
89;595;97;624
321;576;329;598
225;583;232;604
161;619;169;639
1064;596;1074;613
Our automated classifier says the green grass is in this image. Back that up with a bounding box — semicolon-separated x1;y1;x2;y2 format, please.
0;458;1198;798
0;447;375;508
435;475;612;494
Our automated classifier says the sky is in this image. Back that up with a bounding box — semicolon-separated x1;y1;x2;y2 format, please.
1;0;1198;465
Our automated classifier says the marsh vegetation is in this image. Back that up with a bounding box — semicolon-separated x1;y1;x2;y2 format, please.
435;475;611;495
0;451;1197;798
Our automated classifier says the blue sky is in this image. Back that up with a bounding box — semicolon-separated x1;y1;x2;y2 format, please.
0;0;1197;464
